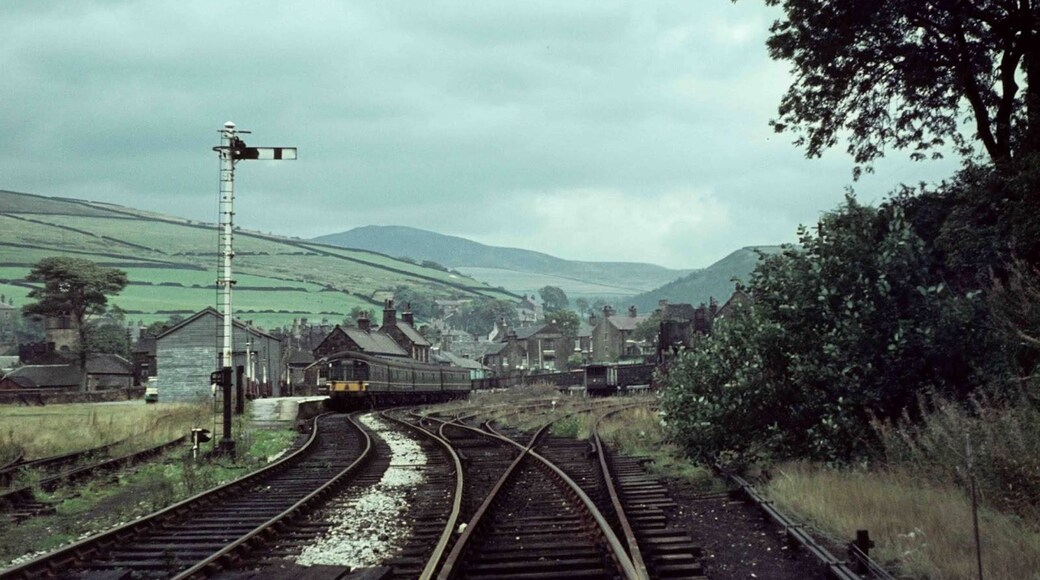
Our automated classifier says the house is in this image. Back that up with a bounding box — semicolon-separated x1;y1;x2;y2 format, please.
131;328;157;387
0;354;133;391
434;351;488;380
155;307;283;403
379;300;431;362
715;286;750;319
479;322;567;374
308;314;409;388
591;305;649;362
311;317;409;360
480;333;527;375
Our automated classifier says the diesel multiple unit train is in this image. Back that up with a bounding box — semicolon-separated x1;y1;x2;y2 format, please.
324;349;656;409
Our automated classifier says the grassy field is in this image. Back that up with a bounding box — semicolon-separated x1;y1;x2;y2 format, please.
0;401;211;459
0;190;521;330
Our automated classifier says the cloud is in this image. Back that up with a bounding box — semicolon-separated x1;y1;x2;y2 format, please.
0;1;961;274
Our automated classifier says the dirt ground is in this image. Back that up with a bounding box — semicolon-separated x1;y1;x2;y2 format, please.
663;477;832;580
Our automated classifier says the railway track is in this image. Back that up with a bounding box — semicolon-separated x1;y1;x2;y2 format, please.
0;440;126;489
0;412;371;579
413;411;640;579
0;434;190;523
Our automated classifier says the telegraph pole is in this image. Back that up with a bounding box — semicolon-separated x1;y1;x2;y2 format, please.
212;122;296;456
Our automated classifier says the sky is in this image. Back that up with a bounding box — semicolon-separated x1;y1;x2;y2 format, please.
0;1;960;270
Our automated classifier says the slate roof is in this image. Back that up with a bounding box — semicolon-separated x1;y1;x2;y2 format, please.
607;315;649;331
395;322;431;347
577;322;594;338
3;364;82;388
86;354;133;375
436;351;487;370
482;342;508;356
338;327;409;357
157;307;277;341
662;303;698;321
512;324;548;341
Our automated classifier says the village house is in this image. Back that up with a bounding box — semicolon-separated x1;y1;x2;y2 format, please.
591;305;650;362
0;354;133;391
379;299;431;362
155;307;283;403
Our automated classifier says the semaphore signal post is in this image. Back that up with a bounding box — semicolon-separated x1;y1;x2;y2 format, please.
212;121;296;456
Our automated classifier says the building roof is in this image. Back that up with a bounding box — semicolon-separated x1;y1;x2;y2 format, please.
661;303;698;321
156;307;278;341
86;354;133;375
3;364;81;388
323;326;409;357
607;314;650;332
512;323;548;341
483;342;508;356
394;322;431;347
434;351;488;370
577;322;594;338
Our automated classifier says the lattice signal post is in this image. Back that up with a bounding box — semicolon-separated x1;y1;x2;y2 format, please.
212;122;297;456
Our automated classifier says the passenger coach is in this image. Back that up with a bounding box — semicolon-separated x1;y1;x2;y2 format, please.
323;350;470;410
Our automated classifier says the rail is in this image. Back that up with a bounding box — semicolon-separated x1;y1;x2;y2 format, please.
720;466;890;580
430;413;641;580
593;405;652;579
171;412;373;578
0;413;330;578
381;410;465;580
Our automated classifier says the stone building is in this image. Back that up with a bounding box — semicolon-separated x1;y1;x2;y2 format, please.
155;307;283;402
380;300;431;362
591;306;649;362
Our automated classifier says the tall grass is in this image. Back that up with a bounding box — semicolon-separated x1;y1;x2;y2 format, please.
0;402;210;459
873;388;1040;519
767;463;1040;579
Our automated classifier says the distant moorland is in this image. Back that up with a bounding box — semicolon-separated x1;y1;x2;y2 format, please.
0;190;517;330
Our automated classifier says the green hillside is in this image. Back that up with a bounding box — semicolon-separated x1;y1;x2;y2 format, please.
629;246;783;312
314;225;693;299
0;190;516;330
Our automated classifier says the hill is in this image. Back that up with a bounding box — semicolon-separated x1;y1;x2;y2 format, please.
0;190;516;330
314;225;693;299
629;246;783;312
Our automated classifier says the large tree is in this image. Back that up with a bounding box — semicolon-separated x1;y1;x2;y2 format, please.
23;257;128;388
538;286;569;312
753;0;1040;171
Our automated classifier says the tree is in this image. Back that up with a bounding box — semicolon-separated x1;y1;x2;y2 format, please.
545;308;580;338
538;286;569;312
22;257;128;389
575;298;590;318
751;0;1040;171
457;298;520;336
661;196;991;461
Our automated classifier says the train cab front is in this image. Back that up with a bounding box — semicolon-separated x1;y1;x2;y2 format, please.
327;359;370;410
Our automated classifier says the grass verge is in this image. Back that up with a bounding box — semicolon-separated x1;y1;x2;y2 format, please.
766;462;1040;579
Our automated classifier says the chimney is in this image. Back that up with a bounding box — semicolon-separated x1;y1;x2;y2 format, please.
603;305;614;318
357;313;371;332
628;305;637;317
402;302;414;326
139;326;148;340
383;299;397;327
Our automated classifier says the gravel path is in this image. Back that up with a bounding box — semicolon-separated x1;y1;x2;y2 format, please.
295;413;427;568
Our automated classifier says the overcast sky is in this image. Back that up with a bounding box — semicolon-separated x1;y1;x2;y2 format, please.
0;1;958;269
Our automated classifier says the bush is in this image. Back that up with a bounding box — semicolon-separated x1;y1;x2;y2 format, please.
874;388;1040;519
661;196;990;463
